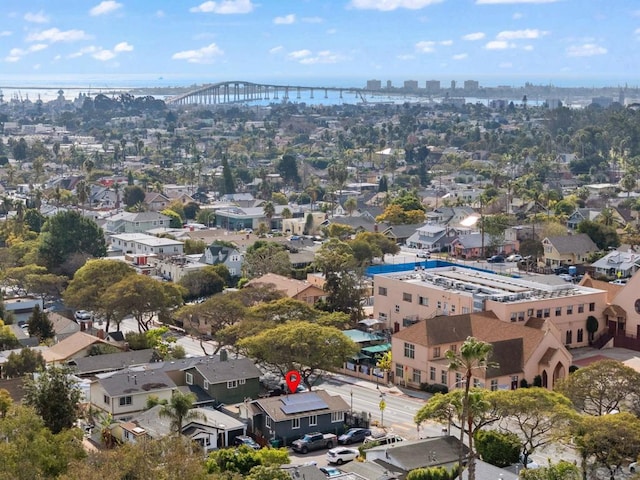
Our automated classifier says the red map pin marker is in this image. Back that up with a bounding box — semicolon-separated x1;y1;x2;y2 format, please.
285;370;301;393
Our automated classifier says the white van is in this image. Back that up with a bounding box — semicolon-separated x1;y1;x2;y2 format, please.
363;433;405;446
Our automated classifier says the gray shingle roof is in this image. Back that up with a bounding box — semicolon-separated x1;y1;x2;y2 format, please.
545;233;597;254
97;369;176;397
253;389;349;423
185;356;262;384
70;349;160;375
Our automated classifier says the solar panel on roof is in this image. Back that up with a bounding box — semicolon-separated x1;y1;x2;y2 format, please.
281;399;329;415
281;393;321;405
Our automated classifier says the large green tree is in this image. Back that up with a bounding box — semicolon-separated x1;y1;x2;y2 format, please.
37;210;107;274
27;305;55;343
24;366;82;434
178;266;225;301
242;241;291;279
238;321;359;390
3;348;45;378
277;153;301;187
158;391;201;434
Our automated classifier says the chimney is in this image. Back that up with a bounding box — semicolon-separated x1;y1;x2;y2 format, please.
374;223;379;233
220;349;228;362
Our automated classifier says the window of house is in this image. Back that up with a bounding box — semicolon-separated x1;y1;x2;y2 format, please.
292;418;300;429
577;328;584;343
239;378;246;385
412;369;421;384
455;373;462;387
186;373;193;385
395;305;400;313
203;380;209;390
265;416;272;429
103;395;110;405
543;308;550;318
419;296;428;306
404;343;415;359
566;330;573;344
433;347;441;358
510;312;517;322
473;378;480;388
227;380;238;389
403;292;412;302
567;305;573;314
308;415;317;426
518;312;525;321
430;366;436;381
451;304;456;313
437;301;442;309
589;303;595;312
578;304;584;313
527;309;534;317
378;286;388;296
555;307;562;316
441;370;447;384
490;379;498;391
119;396;132;406
449;344;457;354
536;309;543;318
395;364;404;378
331;412;344;423
462;307;470;314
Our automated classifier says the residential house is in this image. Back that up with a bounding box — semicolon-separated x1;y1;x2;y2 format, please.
246;273;326;305
144;192;171;211
406;224;453;251
425;206;477;228
221;193;256;208
200;243;243;277
392;311;572;390
590;250;640;279
105;211;171;234
113;404;247;451
90;368;177;418
110;233;184;256
542;234;598;267
567;208;601;230
48;312;80;340
154;255;208;282
249;390;349;446
176;353;262;406
340;328;389;383
42;331;118;364
373;265;608;348
451;233;517;259
69;349;161;377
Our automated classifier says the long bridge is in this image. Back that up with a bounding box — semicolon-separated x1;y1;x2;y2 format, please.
165;80;375;106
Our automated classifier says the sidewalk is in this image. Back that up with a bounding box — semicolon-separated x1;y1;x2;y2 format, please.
327;372;431;401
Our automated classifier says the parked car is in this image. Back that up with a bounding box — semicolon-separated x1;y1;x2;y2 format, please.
520;453;540;469
75;310;92;321
363;433;405;446
338;428;371;445
507;254;523;262
320;467;343;478
609;279;627;285
630;461;637;472
326;447;359;465
416;250;430;258
291;432;337;454
233;435;260;450
552;266;569;275
487;255;505;263
559;273;574;282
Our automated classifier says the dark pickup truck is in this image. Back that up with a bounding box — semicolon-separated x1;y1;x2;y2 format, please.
291;432;338;454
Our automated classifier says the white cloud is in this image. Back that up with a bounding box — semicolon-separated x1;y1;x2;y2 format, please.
523;44;534;51
4;43;48;62
512;12;523;19
24;11;49;23
269;46;284;54
288;49;312;59
114;41;133;52
93;49;116;61
566;43;607;57
68;46;98;58
27;28;90;43
397;54;415;60
0;31;12;37
326;28;337;34
90;1;123;16
635;27;640;38
172;43;224;63
349;0;443;11
485;40;514;49
274;14;295;25
297;50;345;65
416;40;436;53
440;40;453;46
29;44;48;52
190;0;254;14
156;10;165;17
499;62;513;68
462;32;485;41
477;0;558;4
302;16;323;23
452;53;468;60
497;29;548;40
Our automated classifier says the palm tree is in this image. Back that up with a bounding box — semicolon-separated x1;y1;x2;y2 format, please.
158;391;202;435
263;201;275;230
446;336;496;480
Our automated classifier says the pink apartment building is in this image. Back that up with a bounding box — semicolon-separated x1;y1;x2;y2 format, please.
373;266;609;349
391;311;572;391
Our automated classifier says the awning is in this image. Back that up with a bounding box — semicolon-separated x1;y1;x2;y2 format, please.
350;352;371;361
361;343;392;354
358;318;385;327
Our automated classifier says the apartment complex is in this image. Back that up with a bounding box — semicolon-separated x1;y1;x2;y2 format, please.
374;266;608;349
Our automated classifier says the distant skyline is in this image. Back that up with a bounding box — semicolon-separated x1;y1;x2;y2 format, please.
1;0;640;89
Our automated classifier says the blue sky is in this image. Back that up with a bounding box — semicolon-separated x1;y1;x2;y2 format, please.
1;0;639;88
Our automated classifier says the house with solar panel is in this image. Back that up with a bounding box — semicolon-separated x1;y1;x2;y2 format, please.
249;390;349;447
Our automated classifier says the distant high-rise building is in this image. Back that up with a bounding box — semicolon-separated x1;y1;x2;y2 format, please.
591;96;613;108
387;80;393;89
404;80;419;91
547;98;562;110
366;79;382;90
463;80;479;91
450;80;456;90
425;80;440;94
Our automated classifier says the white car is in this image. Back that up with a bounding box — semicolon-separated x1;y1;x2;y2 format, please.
326;447;359;465
75;310;92;321
416;250;431;258
630;461;637;473
520;453;540;469
507;254;523;262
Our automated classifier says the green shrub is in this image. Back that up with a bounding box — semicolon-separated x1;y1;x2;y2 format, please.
475;430;521;467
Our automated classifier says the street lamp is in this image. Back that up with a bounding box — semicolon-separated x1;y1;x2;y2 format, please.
350;389;353;417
